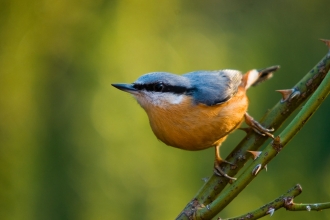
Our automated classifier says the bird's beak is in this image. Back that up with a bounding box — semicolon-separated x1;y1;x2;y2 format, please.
111;83;137;94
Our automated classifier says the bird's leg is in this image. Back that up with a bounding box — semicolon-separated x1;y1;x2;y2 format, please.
244;112;274;138
214;144;237;180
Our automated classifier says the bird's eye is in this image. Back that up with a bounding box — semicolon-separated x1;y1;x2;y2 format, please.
153;82;165;92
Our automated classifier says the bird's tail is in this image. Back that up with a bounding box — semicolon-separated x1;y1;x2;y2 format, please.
242;65;280;90
241;65;280;89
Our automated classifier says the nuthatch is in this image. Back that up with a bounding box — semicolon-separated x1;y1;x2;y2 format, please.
112;65;279;180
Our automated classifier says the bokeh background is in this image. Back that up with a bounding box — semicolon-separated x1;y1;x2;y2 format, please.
1;0;330;219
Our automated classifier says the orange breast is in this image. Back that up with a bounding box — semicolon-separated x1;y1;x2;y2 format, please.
144;87;248;151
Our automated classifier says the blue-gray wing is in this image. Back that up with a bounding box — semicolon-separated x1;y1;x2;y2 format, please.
183;69;242;106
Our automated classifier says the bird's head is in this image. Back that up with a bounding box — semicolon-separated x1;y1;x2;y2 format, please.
112;72;194;109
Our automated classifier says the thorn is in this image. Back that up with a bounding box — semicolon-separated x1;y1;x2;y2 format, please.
320;39;330;49
276;89;292;102
267;207;275;216
276;89;293;101
201;177;209;182
247;150;262;160
276;88;301;103
264;164;268;172
252;164;262;176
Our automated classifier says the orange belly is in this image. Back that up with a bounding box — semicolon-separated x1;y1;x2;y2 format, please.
145;87;248;151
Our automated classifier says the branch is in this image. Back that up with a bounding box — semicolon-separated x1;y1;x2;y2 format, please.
177;40;330;220
221;184;330;220
221;184;303;220
285;201;330;212
195;63;330;218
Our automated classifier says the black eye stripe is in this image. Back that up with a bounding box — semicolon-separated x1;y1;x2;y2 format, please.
153;82;164;92
133;83;192;94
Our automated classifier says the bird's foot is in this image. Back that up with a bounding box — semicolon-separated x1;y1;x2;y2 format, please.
244;112;274;139
214;159;237;181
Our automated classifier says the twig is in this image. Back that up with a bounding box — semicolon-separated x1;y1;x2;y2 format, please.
221;184;303;220
284;201;330;212
221;184;330;220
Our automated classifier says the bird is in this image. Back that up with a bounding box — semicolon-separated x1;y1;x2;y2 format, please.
112;65;279;180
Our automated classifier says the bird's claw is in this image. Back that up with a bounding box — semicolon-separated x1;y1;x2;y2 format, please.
214;160;237;181
244;112;274;139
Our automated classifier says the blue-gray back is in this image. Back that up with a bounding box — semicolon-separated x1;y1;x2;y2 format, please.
183;70;242;106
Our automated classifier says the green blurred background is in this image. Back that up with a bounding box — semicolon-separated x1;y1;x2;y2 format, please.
1;0;330;219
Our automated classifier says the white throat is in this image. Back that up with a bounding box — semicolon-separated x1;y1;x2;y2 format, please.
133;91;184;109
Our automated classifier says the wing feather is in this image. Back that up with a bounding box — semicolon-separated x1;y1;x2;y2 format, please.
183;70;242;106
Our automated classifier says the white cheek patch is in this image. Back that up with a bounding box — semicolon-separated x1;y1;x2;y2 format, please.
167;94;184;104
134;92;184;108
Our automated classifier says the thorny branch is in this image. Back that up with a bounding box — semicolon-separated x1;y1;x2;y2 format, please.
220;184;330;220
220;184;303;220
284;200;330;212
176;39;330;220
